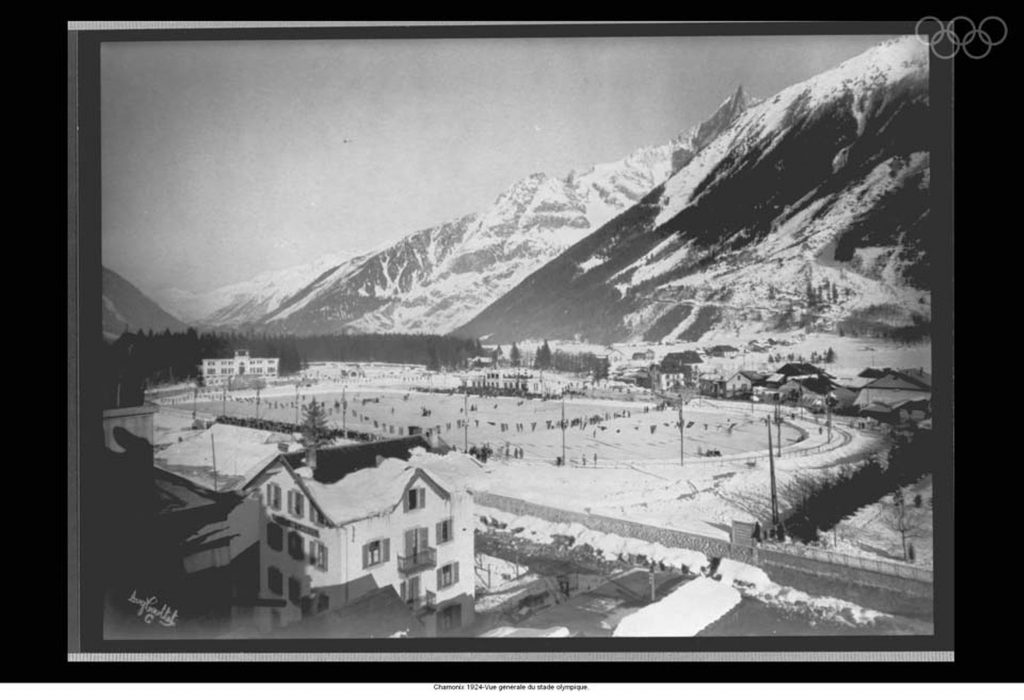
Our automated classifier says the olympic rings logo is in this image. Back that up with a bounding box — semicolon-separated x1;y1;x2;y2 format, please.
915;16;1008;59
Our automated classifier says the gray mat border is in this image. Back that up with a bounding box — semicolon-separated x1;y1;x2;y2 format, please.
69;652;954;662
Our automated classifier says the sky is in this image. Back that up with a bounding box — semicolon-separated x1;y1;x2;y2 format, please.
101;34;895;296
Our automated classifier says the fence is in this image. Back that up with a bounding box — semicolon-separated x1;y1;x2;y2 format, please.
474;491;934;594
761;542;933;582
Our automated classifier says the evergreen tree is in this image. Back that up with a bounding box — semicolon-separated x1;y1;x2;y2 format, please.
427;344;441;371
824;347;837;364
301;399;330;448
534;340;552;369
510;343;521;368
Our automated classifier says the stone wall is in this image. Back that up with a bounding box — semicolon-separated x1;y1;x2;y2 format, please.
475;491;934;612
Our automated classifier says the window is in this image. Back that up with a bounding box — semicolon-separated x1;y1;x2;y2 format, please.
288;577;301;605
400;576;420;603
267;566;282;595
437;562;459;590
439;603;462;631
266;483;282;511
288;490;305;518
288;531;305;561
436;517;454;545
363;538;389;568
311;508;329;527
309;540;328;571
406;486;426;512
266;523;283;552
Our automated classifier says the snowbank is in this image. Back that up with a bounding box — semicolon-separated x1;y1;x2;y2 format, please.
613;577;741;637
480;626;571;638
713;558;890;626
476;505;709;573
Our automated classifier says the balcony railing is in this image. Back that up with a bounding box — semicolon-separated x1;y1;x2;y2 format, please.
397;547;436;575
407;590;437;613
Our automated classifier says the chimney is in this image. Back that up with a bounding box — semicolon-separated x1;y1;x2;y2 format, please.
306;444;318;470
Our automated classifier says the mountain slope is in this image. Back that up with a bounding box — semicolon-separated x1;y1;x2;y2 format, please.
455;37;931;345
102;267;187;337
152;252;357;327
252;87;755;336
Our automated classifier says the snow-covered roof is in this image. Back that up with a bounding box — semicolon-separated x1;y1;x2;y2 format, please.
613;577;740;637
300;458;454;525
156;423;298;481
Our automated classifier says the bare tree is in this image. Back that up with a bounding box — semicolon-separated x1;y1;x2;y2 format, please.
882;487;928;562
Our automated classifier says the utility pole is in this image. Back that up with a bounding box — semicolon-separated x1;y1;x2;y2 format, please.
256;385;261;422
222;386;226;417
678;389;685;469
211;432;218;491
826;393;835;443
776;412;782;458
561;390;566;467
766;416;779;532
192;384;198;421
464;384;469;452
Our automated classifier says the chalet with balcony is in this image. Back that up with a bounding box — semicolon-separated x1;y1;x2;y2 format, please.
243;442;475;637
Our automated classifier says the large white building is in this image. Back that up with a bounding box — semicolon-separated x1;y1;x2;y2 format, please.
467;370;579;396
201;349;279;387
244;446;475;637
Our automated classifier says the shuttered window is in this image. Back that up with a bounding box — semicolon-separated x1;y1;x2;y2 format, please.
436;517;453;544
309;540;328;571
437;562;459;589
362;538;390;568
267;566;282;595
266;483;282;511
266;523;283;551
288;531;305;561
405;486;427;512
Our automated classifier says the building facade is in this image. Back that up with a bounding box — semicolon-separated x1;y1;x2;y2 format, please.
248;455;475;636
201;349;279;387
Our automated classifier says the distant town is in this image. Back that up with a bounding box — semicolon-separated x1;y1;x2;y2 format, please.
99;331;935;639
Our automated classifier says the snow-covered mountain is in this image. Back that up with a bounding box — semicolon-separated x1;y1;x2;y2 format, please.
152;252;357;327
456;37;931;344
103;267;187;338
246;87;754;335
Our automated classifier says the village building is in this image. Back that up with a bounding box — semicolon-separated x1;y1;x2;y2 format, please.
467;370;576;396
652;351;704;391
706;344;741;359
201;349;279;388
720;370;765;399
853;368;932;422
101;404;263;638
631;349;657;362
242;440;475;637
778;375;857;412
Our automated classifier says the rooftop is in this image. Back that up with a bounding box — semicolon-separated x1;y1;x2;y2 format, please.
284;435;437;485
300;457;456;525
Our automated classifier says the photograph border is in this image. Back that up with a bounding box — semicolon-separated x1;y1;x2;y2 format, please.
67;19;957;669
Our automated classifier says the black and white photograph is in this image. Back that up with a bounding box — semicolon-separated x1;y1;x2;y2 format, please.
68;20;965;663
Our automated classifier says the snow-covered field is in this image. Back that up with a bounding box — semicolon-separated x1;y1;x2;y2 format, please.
188;384;807;468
